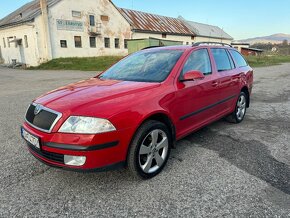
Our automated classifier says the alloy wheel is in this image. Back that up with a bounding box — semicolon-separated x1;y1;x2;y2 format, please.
236;95;246;120
138;129;169;174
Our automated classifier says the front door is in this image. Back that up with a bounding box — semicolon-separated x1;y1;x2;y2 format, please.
172;48;223;139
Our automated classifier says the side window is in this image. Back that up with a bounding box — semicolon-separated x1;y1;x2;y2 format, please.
182;49;212;76
211;48;232;72
229;50;248;68
227;50;235;69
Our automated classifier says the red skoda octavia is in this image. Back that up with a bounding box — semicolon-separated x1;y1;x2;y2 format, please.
21;44;253;179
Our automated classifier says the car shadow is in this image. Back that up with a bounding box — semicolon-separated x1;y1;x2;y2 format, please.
179;124;290;195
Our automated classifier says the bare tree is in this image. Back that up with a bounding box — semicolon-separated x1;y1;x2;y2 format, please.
282;39;288;46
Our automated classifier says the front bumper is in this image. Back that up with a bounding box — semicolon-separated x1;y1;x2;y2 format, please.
21;122;135;171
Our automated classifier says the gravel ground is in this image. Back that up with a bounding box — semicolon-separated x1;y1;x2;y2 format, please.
0;64;289;217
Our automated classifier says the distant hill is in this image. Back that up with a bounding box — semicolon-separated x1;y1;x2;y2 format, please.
239;33;290;44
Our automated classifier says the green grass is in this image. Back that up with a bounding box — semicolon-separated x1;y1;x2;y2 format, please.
29;56;123;71
246;55;290;68
29;55;290;71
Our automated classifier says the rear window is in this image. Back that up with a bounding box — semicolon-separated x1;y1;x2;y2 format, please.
211;48;232;72
229;50;248;68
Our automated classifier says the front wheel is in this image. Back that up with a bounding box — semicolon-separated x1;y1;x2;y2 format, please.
226;92;247;123
127;120;172;179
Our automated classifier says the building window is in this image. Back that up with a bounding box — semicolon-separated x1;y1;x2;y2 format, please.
3;38;6;48
115;38;120;48
72;10;81;18
74;36;82;48
186;42;189;45
104;37;110;48
162;33;167;38
60;40;67;48
191;36;195;40
101;15;109;22
7;37;13;48
124;39;128;49
90;37;96;48
89;15;95;26
24;35;28;48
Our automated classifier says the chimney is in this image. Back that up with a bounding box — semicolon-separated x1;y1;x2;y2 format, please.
39;0;52;61
40;0;48;16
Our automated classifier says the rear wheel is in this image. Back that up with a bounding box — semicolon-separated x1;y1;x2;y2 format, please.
226;92;247;123
127;120;171;179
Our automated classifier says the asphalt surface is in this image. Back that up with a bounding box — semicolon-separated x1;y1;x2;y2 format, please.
0;64;289;217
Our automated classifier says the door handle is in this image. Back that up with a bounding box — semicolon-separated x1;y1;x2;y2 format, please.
212;81;219;87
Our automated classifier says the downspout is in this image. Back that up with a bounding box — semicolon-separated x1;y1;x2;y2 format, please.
40;0;52;61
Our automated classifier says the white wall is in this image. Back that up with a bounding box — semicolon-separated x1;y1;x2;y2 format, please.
231;44;250;52
132;32;232;45
48;0;132;58
132;32;194;45
0;24;39;66
195;36;232;45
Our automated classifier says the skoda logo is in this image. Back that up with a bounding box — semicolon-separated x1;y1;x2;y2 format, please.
34;104;42;115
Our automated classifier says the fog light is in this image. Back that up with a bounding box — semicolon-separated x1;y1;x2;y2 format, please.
64;155;86;166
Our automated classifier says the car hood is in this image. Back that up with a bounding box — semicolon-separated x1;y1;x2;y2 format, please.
35;78;160;114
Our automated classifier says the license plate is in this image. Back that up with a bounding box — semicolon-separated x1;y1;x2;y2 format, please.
21;128;40;149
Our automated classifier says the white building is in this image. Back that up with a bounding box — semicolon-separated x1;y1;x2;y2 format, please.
0;0;233;66
179;16;233;44
0;0;131;66
231;42;250;52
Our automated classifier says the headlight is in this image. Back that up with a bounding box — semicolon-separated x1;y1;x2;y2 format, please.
59;116;116;134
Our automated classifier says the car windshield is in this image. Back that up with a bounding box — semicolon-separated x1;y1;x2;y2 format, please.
99;49;184;82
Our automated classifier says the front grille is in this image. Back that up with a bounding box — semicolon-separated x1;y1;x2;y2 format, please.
25;103;61;132
27;142;64;164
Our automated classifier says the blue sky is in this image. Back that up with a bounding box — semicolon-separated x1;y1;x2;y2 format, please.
1;0;289;40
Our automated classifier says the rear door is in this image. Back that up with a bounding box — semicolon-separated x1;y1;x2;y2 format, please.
228;49;253;94
210;48;238;110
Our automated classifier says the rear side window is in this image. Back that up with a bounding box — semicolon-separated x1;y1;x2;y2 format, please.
211;48;232;72
229;50;248;67
182;49;212;75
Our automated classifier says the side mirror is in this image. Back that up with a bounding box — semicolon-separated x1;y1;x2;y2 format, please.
181;70;205;81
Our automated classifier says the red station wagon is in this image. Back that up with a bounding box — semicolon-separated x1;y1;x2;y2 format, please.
21;43;253;179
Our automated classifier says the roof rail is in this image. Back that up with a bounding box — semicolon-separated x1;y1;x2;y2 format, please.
141;46;163;50
192;42;232;47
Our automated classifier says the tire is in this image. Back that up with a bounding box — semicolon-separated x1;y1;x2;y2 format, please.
127;120;172;179
226;92;248;124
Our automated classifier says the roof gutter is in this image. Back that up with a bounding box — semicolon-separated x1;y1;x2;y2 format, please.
0;19;34;30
